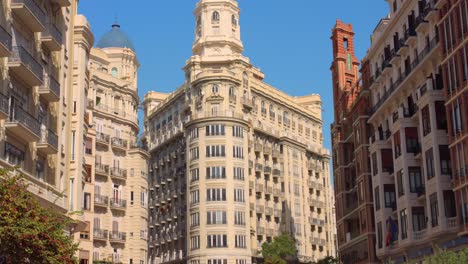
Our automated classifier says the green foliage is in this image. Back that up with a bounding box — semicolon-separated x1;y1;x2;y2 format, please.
383;247;468;264
262;234;298;264
313;256;339;264
0;169;79;264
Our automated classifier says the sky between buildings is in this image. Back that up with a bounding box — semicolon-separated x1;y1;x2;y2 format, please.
79;0;389;154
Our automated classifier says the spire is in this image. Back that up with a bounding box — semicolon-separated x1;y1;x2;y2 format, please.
192;0;243;57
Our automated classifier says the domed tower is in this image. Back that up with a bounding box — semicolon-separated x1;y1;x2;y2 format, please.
88;23;148;264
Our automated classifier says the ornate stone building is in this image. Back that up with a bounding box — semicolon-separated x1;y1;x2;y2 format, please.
144;1;336;264
330;21;379;264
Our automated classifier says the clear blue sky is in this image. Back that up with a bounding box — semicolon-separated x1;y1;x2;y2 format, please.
79;0;388;151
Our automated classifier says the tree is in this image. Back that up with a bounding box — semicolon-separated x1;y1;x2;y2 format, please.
262;234;298;264
313;256;339;264
0;169;78;264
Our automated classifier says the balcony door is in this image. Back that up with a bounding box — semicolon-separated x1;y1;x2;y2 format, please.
113;184;121;201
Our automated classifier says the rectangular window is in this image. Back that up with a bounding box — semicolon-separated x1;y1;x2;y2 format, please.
235;235;247;248
233;146;244;159
190;236;200;250
206;124;225;136
233;126;244;138
206;145;226;157
233;167;245;181
430;193;439;227
191;168;200;182
377;222;383;249
372;153;378;176
234;211;245;226
439;145;452;176
190;147;199;161
189;127;199;140
207;234;228;248
397;170;404;197
375;186;381;211
234;189;245;203
384;184;396;209
206;166;226;179
435;101;448;130
409;167;423;193
207;211;227;225
130;191;134;205
412;206;426;231
400;209;408;240
426;148;435;179
206;188;227;202
83;193;91;211
191;190;199;205
208;259;227;264
422;106;431;136
191;212;200;227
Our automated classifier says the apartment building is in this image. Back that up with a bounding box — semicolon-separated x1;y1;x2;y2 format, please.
330;21;379;263
144;1;336;264
0;0;80;234
364;0;466;262
70;23;149;263
438;0;468;235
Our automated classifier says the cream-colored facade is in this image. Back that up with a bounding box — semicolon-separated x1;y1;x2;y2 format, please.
365;0;462;263
0;0;77;230
69;23;149;263
144;1;336;264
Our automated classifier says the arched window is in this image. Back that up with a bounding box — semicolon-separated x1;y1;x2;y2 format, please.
111;67;118;77
212;84;219;94
212;11;220;22
232;15;237;26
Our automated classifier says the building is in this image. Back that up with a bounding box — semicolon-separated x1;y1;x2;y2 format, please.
438;0;468;235
363;0;466;262
144;1;336;264
330;21;379;263
71;23;149;263
0;0;83;237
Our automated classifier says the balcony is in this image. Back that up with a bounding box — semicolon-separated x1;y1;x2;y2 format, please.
254;143;263;153
38;75;60;102
255;183;264;193
109;231;126;243
37;129;58;154
11;0;46;32
111;137;128;151
93;229;108;241
110;198;127;211
0;93;9;119
95;163;109;177
255;163;263;172
413;229;427;241
0;25;12;57
96;132;110;145
256;205;264;214
257;226;265;235
110;167;127;181
263;146;272;155
8;46;43;86
272;149;280;158
264;165;272;174
273;168;281;177
94;194;108;208
41;24;62;51
415;13;429;33
242;96;253;109
5;107;40;142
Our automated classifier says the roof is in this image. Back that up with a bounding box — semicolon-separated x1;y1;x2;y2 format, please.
96;24;135;51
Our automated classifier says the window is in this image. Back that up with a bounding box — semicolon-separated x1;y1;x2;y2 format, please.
212;11;220;22
409;167;423;193
231;15;237;26
377;222;383;249
397;170;404;197
444;190;456;217
206;145;226;157
242;72;248;88
236;260;247;264
191;212;200;227
234;211;245;226
426;148;435;179
206;188;227;202
234;189;245;203
208;259;227;264
233;146;244;159
439;145;452;176
375;186;381;211
206;124;225;136
430;193;439;227
83;193;91;211
412;207;426;232
191;168;200;182
384;184;396;209
212;84;219;94
233;167;245;181
111;67;118;77
400;209;408;240
130;191;134;205
235;235;246;248
191;190;200;205
190;236;200;250
207;234;227;248
233;126;243;138
435;101;448;130
372;153;378;176
190;147;199;161
207;211;227;225
206;166;226;179
189;127;199;140
422;106;431;136
451;102;463;134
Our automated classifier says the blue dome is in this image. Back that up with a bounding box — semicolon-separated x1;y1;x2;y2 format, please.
96;24;135;51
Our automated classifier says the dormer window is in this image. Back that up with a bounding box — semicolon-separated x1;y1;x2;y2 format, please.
232;15;237;26
212;11;220;23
